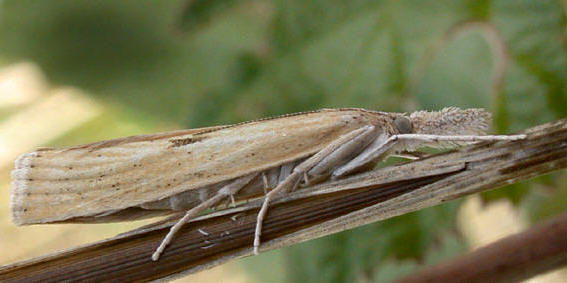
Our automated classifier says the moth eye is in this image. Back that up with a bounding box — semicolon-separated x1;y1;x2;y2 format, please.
394;116;412;134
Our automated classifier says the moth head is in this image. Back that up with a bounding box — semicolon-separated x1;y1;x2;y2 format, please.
407;107;491;136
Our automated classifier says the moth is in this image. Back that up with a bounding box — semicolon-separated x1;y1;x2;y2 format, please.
10;107;525;261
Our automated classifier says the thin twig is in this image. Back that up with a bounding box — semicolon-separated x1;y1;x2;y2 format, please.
1;119;567;282
397;211;567;283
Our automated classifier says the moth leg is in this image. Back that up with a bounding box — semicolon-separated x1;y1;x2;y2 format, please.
305;125;379;186
391;151;428;160
332;134;401;178
303;172;310;186
262;172;269;194
197;228;209;236
223;193;236;208
254;126;378;254
333;133;527;178
152;173;257;261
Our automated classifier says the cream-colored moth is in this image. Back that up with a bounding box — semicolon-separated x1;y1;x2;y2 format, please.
10;107;525;260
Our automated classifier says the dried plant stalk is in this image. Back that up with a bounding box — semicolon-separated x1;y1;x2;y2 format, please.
398;212;567;283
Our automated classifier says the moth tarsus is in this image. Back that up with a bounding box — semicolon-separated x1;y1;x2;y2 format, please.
197;228;209;236
10;107;526;261
230;213;243;222
201;243;217;250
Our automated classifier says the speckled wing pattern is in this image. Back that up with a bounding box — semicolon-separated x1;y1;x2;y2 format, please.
11;109;381;225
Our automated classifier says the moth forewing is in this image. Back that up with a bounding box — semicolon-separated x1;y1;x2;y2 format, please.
10;109;388;225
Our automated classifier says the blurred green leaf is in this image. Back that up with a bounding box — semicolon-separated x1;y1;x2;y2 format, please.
522;172;567;223
371;232;466;282
0;0;271;123
177;0;242;32
284;202;461;283
237;248;286;283
481;183;530;204
414;31;493;109
494;0;567;129
47;102;165;147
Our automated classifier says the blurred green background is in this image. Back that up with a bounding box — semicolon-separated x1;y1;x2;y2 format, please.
0;0;566;282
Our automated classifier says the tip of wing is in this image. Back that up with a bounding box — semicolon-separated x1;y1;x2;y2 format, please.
10;151;39;225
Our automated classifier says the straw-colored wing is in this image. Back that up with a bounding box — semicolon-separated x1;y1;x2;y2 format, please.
11;109;385;225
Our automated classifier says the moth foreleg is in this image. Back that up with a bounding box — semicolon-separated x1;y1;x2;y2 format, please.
332;133;398;178
332;132;527;178
229;194;236;207
262;172;269;194
305;125;378;185
152;173;257;261
253;126;378;255
391;151;428;160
